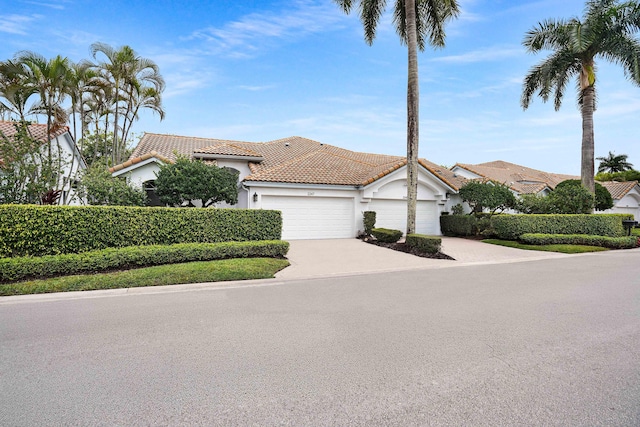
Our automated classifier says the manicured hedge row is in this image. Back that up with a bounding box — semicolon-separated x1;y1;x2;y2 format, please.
371;228;403;243
406;234;441;254
520;233;638;249
0;240;289;283
440;215;478;236
0;205;283;257
492;214;630;240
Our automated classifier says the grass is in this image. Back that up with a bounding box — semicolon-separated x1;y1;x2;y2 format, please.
482;239;609;254
0;258;290;296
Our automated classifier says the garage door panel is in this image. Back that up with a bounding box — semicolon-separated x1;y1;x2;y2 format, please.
368;200;439;235
262;196;354;240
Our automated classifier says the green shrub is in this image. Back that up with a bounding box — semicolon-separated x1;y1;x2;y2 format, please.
0;205;283;258
440;215;477;236
520;233;637;249
363;211;376;235
405;234;441;254
492;214;630;240
451;203;465;216
371;228;403;243
0;240;289;283
555;180;613;211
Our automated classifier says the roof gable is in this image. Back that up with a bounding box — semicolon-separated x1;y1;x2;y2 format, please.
598;180;640;200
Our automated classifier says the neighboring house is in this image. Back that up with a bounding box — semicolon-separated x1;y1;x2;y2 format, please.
0;121;86;205
110;133;466;239
452;160;640;218
598;181;640;220
452;160;576;196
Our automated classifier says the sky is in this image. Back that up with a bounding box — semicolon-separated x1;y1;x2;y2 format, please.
2;0;639;175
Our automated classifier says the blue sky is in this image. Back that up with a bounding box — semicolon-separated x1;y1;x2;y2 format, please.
2;0;639;174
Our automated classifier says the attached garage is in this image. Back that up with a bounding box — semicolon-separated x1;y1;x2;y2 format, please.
368;199;440;235
261;195;355;240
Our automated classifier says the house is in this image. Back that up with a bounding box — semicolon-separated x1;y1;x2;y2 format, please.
598;181;640;220
0;121;85;204
451;160;577;196
452;160;640;218
110;133;466;239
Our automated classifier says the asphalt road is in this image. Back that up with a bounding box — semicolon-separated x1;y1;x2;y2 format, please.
1;250;639;426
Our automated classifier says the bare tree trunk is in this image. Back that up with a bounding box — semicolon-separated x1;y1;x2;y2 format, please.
405;0;419;235
581;85;595;195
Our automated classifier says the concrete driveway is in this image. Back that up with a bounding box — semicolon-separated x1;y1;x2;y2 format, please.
276;237;569;279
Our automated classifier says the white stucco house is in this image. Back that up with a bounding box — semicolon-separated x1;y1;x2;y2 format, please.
451;160;640;218
599;181;640;220
0;121;85;205
110;133;467;239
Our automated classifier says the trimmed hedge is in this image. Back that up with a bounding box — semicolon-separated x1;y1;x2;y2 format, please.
406;234;441;254
520;233;637;249
0;205;282;257
440;215;477;236
0;240;289;283
371;228;403;243
492;214;630;240
363;211;376;235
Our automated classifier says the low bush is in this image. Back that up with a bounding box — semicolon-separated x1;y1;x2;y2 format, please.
520;233;637;249
492;214;630;240
405;234;441;254
371;228;403;243
0;205;283;258
0;240;289;283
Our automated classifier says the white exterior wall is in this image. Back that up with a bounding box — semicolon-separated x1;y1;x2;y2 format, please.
50;133;86;205
598;189;640;220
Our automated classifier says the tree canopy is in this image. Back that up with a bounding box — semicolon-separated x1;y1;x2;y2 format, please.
459;181;516;215
596;151;634;173
154;157;239;208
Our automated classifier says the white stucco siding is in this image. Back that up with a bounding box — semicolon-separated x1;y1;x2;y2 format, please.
599;193;640;220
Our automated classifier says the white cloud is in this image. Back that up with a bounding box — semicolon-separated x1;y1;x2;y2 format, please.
0;14;41;35
187;0;347;58
22;1;65;10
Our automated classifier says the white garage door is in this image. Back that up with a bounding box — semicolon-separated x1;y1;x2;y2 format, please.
261;196;355;240
368;200;439;235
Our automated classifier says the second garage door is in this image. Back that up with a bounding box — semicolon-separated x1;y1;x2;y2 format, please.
261;196;355;240
368;199;439;235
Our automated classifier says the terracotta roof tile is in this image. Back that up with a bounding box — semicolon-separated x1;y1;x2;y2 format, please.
455;160;578;194
0;120;69;142
122;133;459;188
598;180;639;199
109;150;172;173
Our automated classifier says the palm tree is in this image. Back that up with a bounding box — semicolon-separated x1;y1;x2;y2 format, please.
334;0;459;234
90;42;165;165
597;151;634;173
521;0;640;194
0;59;37;121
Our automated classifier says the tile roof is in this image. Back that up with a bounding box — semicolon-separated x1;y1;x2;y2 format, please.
119;133;464;189
0;121;69;142
598;181;639;199
109;150;172;173
454;160;578;194
129;133;254;162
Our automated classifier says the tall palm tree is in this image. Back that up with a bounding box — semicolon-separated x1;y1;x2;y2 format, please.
521;0;640;194
334;0;459;234
90;42;165;165
596;151;634;173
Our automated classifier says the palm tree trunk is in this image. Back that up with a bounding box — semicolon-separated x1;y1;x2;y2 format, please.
581;85;595;195
405;0;419;235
